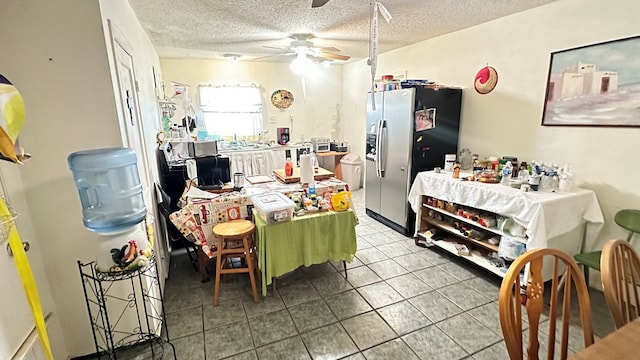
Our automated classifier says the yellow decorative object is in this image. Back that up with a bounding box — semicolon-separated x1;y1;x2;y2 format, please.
330;191;352;212
1;197;53;360
0;74;29;164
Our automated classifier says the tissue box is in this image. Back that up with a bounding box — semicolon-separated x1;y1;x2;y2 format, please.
251;192;295;223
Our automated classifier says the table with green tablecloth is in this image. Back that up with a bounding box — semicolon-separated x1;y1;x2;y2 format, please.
254;209;358;296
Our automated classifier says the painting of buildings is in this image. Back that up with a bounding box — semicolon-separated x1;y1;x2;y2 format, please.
542;36;640;127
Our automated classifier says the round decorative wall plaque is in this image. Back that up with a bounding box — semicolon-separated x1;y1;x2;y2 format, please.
270;89;294;109
474;66;498;94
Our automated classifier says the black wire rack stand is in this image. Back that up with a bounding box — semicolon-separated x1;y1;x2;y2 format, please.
78;256;177;359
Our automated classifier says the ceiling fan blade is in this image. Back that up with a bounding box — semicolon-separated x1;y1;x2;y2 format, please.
317;46;341;53
319;52;350;61
311;0;330;8
262;45;290;52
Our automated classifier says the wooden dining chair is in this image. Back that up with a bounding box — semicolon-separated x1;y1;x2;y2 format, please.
499;248;594;360
600;239;640;329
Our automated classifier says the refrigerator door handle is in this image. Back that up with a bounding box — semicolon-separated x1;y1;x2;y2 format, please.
375;119;383;178
379;119;387;176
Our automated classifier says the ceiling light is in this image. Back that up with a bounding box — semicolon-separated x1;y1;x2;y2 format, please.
223;53;241;62
289;52;310;74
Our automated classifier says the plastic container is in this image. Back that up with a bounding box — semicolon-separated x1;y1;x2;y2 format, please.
251;192;295;223
68;147;147;234
340;154;363;191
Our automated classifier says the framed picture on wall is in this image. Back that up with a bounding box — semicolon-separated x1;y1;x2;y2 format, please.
541;35;640;127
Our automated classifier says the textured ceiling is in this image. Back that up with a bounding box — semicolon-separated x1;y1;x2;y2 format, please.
128;0;557;62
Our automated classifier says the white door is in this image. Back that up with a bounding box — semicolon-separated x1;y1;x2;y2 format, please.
109;21;169;281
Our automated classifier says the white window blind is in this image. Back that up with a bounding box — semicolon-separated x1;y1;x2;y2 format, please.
199;85;263;137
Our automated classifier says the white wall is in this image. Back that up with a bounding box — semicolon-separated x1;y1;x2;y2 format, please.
343;0;640;286
1;0;161;358
160;59;344;144
0;0;118;358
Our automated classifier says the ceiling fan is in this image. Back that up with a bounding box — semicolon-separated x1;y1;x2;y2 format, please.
262;34;351;62
311;0;330;8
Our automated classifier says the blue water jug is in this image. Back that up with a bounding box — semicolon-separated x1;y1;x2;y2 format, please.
68;147;147;234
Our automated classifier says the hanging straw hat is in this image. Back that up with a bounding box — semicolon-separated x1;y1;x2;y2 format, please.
474;66;498;94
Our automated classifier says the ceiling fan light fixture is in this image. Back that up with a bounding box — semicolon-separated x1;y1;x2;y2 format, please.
223;53;241;62
290;52;311;74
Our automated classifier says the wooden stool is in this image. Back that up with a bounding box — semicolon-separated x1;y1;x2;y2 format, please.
212;220;259;306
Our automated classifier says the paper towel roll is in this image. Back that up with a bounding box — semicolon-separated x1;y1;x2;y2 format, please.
299;154;314;184
186;159;198;185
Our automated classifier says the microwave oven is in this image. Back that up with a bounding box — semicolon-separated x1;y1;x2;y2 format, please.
189;140;218;157
311;137;330;153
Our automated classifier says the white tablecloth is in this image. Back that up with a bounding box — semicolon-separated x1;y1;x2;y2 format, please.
408;171;604;250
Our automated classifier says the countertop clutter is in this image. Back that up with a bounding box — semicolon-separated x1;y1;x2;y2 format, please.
170;171;351;257
408;170;604;280
449;153;576;193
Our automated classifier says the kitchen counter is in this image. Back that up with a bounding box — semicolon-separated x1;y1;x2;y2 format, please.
217;143;309;153
219;143;319;177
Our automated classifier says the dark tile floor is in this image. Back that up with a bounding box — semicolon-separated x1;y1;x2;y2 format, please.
161;189;615;360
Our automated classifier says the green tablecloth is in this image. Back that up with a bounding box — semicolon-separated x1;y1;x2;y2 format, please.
255;209;357;296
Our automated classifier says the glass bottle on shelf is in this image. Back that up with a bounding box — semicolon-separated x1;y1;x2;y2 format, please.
459;148;472;170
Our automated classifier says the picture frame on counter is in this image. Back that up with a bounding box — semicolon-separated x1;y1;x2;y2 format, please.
541;35;640;127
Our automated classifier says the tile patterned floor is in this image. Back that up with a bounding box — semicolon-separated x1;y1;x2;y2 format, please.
162;189;616;360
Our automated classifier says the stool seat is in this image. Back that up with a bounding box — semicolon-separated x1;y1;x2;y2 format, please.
212;219;259;306
213;220;254;239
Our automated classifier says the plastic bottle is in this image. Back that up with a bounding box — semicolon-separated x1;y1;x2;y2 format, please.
309;181;316;196
67;147;147;234
161;112;171;132
310;152;318;173
501;161;513;186
285;157;293;177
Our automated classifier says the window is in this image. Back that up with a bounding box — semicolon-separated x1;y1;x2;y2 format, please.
198;85;263;138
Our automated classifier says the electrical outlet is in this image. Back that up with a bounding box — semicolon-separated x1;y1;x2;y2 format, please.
269;116;277;124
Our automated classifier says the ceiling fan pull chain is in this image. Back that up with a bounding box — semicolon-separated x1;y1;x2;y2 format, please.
369;0;378;110
369;1;392;111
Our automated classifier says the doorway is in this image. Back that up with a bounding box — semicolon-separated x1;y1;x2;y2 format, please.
108;21;169;279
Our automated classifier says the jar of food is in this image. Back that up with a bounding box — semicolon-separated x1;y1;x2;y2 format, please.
459;148;473;170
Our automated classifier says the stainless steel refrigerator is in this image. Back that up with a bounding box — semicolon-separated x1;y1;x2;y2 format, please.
365;86;462;235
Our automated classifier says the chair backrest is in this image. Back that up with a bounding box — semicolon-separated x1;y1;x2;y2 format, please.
155;182;182;240
614;209;640;242
499;248;594;360
157;183;172;218
601;239;640;329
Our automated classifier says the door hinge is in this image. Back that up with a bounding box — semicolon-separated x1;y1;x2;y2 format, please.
135;80;140;92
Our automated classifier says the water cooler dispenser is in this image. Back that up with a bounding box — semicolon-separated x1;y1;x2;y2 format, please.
68;147;152;273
